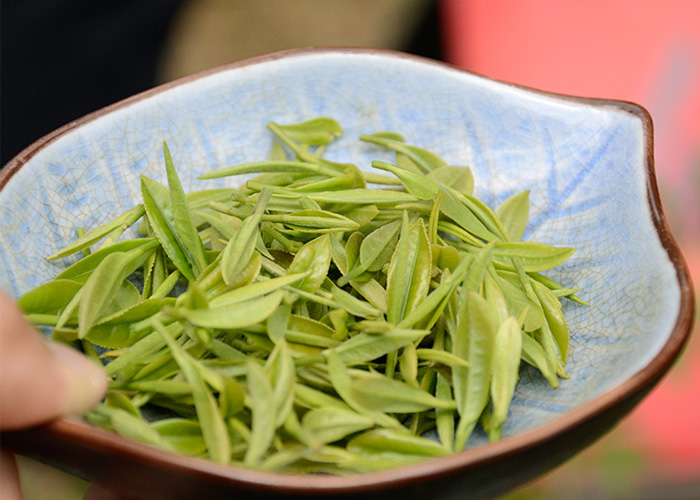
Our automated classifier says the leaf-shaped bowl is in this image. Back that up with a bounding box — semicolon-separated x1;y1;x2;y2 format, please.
0;48;694;500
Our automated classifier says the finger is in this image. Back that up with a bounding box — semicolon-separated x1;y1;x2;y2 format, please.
0;292;108;430
0;450;23;500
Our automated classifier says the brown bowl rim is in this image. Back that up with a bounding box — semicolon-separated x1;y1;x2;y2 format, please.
1;47;695;494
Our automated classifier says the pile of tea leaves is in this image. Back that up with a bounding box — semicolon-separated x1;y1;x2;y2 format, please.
18;117;582;473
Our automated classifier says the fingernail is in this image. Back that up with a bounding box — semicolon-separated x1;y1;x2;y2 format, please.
46;342;108;416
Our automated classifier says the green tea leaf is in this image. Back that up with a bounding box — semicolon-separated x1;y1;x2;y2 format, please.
84;297;176;348
347;429;451;459
221;188;272;285
47;204;145;261
494;241;575;272
435;373;454;451
17;279;83;315
55;238;158;283
286;234;331;293
200;160;340;180
169;290;283;330
360;134;447;173
328;328;428;365
358;218;402;273
489;317;522;441
427;166;474;196
521;331;559;388
92;405;167;448
244;359;276;467
396;249;471;330
399;342;418;388
371;160;439;200
453;290;496;450
491;270;544;332
270;117;343;146
532;280;570;363
163;142;208;276
268;210;359;233
351;374;456;413
153;319;230;464
294;383;351;412
497;190;530;242
435;181;495;242
328;283;382;319
386;214;432;324
78;252;133;339
326;350;402;430
302;407;375;444
414;348;469;368
141;176;195;281
307;189;418;205
152;419;207;456
265;339;296;427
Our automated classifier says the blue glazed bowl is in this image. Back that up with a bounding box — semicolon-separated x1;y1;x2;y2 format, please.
0;48;693;500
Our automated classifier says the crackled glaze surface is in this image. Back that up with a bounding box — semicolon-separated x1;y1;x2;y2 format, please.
0;51;680;447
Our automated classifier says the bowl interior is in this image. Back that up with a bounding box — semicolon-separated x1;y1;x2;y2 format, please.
0;49;682;449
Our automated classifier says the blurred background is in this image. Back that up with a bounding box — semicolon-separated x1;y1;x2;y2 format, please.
2;1;698;498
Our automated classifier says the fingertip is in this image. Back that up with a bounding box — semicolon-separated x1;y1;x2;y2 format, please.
0;450;23;500
0;291;108;429
46;342;108;416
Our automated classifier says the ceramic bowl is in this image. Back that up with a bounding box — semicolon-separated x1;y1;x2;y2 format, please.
0;48;693;500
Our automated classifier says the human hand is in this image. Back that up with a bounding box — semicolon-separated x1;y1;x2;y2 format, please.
0;292;108;500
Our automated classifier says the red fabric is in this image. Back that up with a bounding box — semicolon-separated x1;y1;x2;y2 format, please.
440;0;700;187
440;0;700;480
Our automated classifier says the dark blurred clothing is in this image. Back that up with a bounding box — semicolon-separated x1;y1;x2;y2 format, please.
0;0;442;167
1;0;183;165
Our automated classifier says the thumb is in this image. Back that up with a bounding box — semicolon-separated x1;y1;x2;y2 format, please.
0;292;108;430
